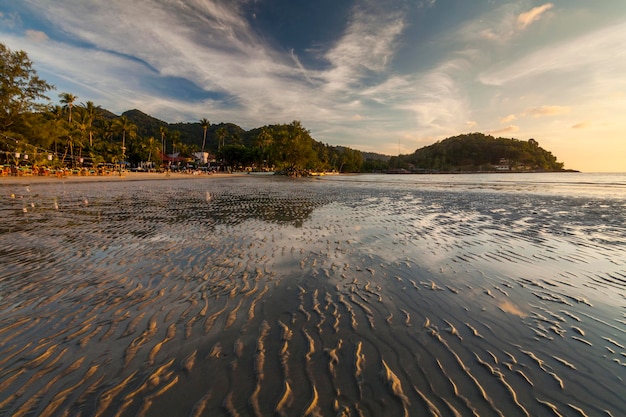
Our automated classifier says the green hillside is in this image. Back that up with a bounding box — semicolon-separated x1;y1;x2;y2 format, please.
389;133;566;172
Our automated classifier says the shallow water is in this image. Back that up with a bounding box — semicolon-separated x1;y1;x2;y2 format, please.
1;174;625;416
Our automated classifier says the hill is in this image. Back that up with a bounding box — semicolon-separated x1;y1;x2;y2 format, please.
119;110;390;170
390;133;566;172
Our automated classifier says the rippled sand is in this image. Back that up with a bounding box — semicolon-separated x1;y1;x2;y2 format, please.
1;175;625;416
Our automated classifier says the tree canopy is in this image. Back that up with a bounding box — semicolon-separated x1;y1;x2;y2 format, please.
389;133;565;172
0;43;53;133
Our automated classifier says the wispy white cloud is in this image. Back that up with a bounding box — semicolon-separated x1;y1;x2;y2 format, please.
479;20;626;86
2;33;176;110
458;2;554;47
418;0;437;9
524;105;570;117
359;56;471;139
517;3;554;30
500;114;517;124
489;125;520;135
322;1;406;92
0;11;21;29
25;29;48;42
8;0;417;137
6;1;313;122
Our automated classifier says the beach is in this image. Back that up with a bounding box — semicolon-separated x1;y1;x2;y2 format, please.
0;170;236;184
1;173;625;416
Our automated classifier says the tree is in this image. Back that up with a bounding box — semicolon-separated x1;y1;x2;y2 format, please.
338;147;364;172
79;101;100;146
221;143;253;168
57;92;79;165
59;92;77;124
74;108;92;159
115;115;136;160
99;119;117;163
44;105;67;157
140;136;160;167
254;127;273;168
216;127;227;151
170;130;181;154
200;118;210;157
0;43;54;133
102;119;115;144
159;125;168;165
270;121;319;170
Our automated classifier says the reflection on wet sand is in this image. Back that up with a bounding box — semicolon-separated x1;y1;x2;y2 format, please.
0;176;625;416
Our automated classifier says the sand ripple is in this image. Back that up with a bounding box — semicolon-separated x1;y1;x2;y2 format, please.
1;176;625;416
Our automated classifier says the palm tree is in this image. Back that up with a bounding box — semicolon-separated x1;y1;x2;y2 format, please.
74;108;91;160
47;104;66;157
170;130;181;155
145;136;159;167
59;93;77;166
115;115;136;161
200;118;210;161
102;119;115;145
159;125;168;165
217;127;227;151
101;119;116;162
59;92;77;123
79;101;100;147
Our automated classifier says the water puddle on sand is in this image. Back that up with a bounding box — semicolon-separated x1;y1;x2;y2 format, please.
0;176;624;416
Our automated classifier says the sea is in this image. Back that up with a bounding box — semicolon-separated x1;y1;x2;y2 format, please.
1;172;625;416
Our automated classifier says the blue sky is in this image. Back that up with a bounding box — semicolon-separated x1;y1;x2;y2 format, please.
1;0;625;171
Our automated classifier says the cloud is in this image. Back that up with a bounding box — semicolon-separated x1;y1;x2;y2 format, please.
500;114;516;124
25;30;49;42
479;21;626;87
524;105;570;117
489;125;519;135
418;0;437;9
571;121;590;129
323;1;406;91
466;121;477;128
9;1;322;121
0;11;21;29
517;3;554;30
456;2;549;44
360;58;470;136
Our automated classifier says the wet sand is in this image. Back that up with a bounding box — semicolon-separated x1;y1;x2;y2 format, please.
0;175;624;416
0;171;240;184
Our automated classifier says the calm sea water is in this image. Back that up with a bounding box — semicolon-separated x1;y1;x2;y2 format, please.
0;172;624;417
322;172;626;199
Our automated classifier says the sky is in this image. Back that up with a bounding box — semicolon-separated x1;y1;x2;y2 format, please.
1;0;625;172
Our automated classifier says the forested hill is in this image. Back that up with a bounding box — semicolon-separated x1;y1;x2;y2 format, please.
389;133;567;172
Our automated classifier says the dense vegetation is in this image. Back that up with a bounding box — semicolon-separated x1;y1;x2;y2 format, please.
389;133;566;172
0;43;378;173
2;43;569;174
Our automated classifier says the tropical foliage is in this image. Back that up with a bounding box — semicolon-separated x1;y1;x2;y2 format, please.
0;43;53;134
2;43;569;173
389;133;565;172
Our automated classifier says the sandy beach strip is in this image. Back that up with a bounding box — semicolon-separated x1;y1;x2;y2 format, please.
0;171;246;185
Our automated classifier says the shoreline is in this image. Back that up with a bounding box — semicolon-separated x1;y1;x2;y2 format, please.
0;171;246;185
